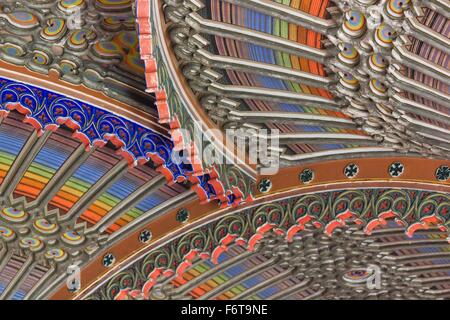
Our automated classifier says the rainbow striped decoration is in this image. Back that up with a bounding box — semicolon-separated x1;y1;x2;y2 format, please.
208;0;368;153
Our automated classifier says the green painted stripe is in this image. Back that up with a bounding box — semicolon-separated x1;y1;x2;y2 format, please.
196;264;209;273
123;208;143;219
0;156;14;166
212;276;226;285
231;286;244;294
97;194;120;207
64;178;90;193
27;164;55;178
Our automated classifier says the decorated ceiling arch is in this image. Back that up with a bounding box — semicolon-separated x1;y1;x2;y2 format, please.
0;0;448;300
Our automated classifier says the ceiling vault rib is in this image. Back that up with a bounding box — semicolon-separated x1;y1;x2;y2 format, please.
392;41;450;85
0;130;52;202
199;257;278;300
424;289;450;298
26;145;97;212
218;0;337;34
194;49;334;88
60;159;129;223
401;117;450;142
303;288;326;300
388;68;450;109
267;278;312;300
279;147;397;162
23;265;56;300
0;256;34;300
369;239;450;250
384;252;450;264
397;264;450;274
354;227;443;237
185;13;332;63
414;133;450;150
269;133;375;146
232;267;295;300
0;243;7;265
412;276;450;286
404;16;450;56
208;83;342;110
391;94;450;125
0;250;14;284
422;0;450;18
108;190;197;242
227;111;357;129
86;175;167;235
173;251;255;296
34;264;75;300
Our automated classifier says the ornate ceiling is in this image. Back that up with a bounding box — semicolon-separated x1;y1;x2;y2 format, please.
0;0;448;300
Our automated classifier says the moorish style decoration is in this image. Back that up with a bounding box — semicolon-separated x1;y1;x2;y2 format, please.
85;188;450;300
0;0;448;302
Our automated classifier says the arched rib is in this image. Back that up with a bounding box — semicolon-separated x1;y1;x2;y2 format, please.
194;49;334;88
174;250;255;296
220;0;337;34
108;189;196;242
0;130;51;200
280;147;397;162
404;16;450;55
27;144;96;211
267;132;375;146
86;175;167;235
391;94;450;125
208;83;342;110
227;111;356;129
0;255;33;300
60;159;129;223
233;267;295;300
392;43;450;85
267;278;312;300
199;258;277;300
388;68;450;109
186;12;332;63
23;265;55;300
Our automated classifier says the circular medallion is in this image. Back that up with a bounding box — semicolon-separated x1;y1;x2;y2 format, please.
103;253;116;267
299;169;314;184
368;53;388;73
61;230;85;245
176;209;190;223
435;165;450;182
1;207;28;223
338;43;360;65
343;11;367;38
139;229;152;243
258;179;272;193
343;268;374;284
375;23;396;47
389;162;405;177
344;163;359;178
19;237;44;252
0;226;15;241
45;248;68;262
33;218;59;234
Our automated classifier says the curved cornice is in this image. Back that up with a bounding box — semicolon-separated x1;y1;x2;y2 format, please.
47;156;449;299
136;0;257;207
0;64;228;204
0;61;166;136
76;183;449;300
141;0;450;169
